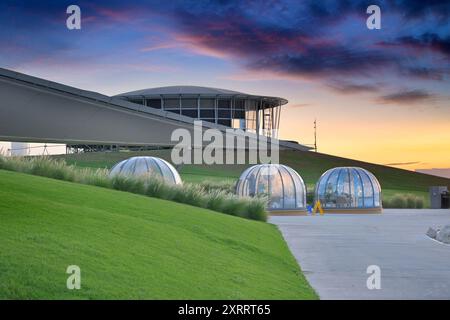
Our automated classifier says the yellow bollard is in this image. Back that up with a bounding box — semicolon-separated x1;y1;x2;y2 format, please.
313;200;324;215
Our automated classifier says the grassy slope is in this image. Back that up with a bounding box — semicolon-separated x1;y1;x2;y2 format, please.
0;169;316;299
56;149;450;206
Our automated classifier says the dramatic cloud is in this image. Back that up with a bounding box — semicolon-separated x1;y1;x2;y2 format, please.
403;67;445;81
327;81;381;94
392;0;450;19
384;161;421;166
1;0;449;101
159;0;449;90
246;46;395;78
377;89;433;105
380;33;450;56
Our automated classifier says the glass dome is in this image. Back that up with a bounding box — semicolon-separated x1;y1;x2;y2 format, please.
315;167;382;210
109;156;182;185
235;164;307;212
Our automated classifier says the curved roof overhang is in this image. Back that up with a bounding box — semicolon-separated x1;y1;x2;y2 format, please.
116;86;288;106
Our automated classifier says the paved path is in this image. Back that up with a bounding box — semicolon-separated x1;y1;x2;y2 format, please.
270;209;450;299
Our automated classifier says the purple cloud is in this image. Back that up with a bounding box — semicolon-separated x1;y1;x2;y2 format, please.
380;33;450;57
377;89;434;105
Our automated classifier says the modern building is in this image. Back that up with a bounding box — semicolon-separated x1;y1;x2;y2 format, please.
116;86;287;139
0;67;311;152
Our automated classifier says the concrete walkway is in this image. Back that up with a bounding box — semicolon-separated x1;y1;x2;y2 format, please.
270;209;450;299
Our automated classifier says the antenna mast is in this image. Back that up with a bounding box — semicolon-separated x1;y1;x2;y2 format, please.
314;119;317;152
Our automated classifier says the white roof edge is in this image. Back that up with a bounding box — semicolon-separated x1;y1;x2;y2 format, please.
116;85;288;105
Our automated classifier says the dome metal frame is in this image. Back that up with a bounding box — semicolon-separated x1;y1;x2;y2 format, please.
109;156;182;185
314;167;382;213
236;164;307;215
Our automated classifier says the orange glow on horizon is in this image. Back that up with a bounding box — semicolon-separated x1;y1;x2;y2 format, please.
279;99;450;171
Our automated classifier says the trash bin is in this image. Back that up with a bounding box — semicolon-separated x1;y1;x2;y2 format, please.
430;186;449;209
442;191;450;209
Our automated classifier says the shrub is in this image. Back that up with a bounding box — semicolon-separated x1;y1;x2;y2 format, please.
79;168;111;188
306;192;315;205
0;155;267;221
389;194;407;208
383;193;426;209
199;180;235;195
145;177;173;200
173;183;205;207
205;190;228;213
242;196;267;221
415;196;424;209
111;175;146;195
405;194;416;208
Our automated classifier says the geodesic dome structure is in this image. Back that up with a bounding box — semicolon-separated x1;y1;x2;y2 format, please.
315;167;382;211
109;156;182;185
235;164;307;213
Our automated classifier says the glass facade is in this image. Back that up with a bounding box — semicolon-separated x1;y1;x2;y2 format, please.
109;156;182;185
314;167;382;209
122;95;283;138
235;164;307;211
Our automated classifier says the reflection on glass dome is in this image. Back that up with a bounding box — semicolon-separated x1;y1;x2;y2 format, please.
315;167;382;211
109;156;182;185
235;164;306;212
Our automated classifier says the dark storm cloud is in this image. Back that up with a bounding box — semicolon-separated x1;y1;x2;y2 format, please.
403;67;445;81
1;0;449;97
164;0;448;82
247;46;395;77
378;90;433;104
392;0;450;19
380;33;450;56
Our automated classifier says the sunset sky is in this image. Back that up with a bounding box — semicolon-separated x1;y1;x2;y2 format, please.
1;0;449;171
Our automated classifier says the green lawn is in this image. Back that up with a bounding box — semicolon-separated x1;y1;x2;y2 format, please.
55;149;450;207
0;169;316;299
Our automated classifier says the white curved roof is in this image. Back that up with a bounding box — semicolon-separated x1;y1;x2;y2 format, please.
118;85;246;96
116;85;288;104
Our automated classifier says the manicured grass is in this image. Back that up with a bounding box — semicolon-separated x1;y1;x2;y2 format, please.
55;149;450;206
0;169;316;299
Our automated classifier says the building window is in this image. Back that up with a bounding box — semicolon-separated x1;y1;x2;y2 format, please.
200;109;215;118
200;99;215;109
233;109;245;118
129;99;143;105
146;99;161;109
218;109;231;118
218;99;231;109
181;109;198;118
218;119;231;126
181;99;197;109
234;99;245;110
164;98;179;109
